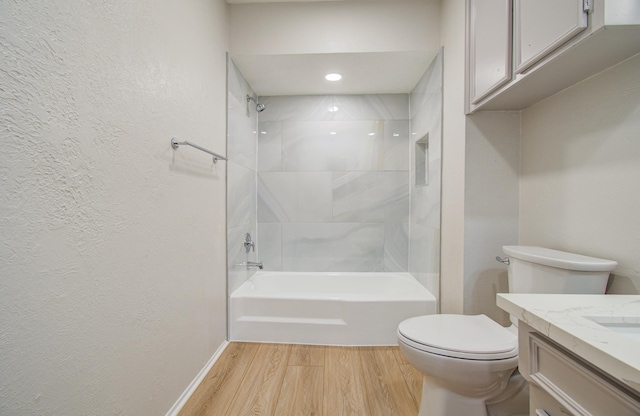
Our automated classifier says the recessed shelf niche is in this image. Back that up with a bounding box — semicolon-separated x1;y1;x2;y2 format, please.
415;133;429;187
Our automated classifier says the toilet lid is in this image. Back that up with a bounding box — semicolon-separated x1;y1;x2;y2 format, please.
398;314;518;360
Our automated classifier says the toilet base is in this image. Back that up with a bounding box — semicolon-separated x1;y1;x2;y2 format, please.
486;371;530;416
419;375;491;416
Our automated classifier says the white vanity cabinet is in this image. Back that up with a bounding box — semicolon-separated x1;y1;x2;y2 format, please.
519;322;640;416
466;0;640;113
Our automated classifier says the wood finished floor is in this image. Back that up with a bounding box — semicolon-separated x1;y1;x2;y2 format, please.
179;342;423;416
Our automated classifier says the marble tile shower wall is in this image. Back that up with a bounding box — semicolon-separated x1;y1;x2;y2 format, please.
256;94;410;272
227;57;259;293
409;52;442;298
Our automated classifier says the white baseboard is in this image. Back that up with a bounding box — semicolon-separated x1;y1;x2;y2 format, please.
165;340;229;416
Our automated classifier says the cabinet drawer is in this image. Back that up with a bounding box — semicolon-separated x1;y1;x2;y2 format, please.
529;334;640;415
530;384;574;416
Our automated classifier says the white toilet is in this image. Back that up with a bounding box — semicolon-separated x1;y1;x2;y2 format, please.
397;246;617;416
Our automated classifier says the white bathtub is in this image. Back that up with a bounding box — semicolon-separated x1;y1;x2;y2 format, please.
229;271;437;346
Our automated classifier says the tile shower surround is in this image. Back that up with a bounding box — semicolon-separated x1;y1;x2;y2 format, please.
256;95;411;272
227;53;441;299
227;58;259;293
409;52;442;298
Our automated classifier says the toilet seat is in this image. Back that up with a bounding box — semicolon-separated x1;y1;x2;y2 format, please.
398;314;518;360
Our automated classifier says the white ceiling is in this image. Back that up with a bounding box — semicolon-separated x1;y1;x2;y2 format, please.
227;0;438;96
227;0;414;3
231;51;435;96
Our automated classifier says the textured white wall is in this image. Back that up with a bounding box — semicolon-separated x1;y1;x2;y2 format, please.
520;53;640;294
439;0;466;314
0;1;229;414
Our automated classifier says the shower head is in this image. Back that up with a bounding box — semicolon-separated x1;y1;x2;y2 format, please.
246;95;266;113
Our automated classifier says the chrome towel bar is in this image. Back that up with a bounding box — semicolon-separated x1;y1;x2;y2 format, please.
171;137;227;163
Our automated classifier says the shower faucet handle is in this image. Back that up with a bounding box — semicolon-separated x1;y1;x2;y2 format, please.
243;232;255;253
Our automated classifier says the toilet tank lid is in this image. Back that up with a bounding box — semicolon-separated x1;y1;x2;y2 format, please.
502;246;617;272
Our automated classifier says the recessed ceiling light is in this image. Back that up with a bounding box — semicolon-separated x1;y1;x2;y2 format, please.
329;132;337;135
328;106;339;112
260;131;267;135
325;73;342;81
393;133;400;137
368;132;376;136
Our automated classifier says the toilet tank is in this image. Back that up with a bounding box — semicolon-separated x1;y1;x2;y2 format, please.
502;246;617;295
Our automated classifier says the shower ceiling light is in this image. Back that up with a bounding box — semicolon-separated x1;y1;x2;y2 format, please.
325;73;342;81
328;106;339;112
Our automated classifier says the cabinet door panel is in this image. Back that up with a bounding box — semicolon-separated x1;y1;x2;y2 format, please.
468;0;512;104
529;334;640;415
515;0;588;73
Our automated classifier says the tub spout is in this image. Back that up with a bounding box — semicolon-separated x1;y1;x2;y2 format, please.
246;261;263;270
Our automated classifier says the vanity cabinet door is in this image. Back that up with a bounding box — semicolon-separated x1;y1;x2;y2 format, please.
468;0;512;104
514;0;589;73
528;334;640;415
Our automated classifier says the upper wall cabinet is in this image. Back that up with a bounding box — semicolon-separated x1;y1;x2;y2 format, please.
514;0;588;73
466;0;640;113
468;0;512;105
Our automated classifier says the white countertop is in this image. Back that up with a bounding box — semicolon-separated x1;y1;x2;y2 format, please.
497;294;640;393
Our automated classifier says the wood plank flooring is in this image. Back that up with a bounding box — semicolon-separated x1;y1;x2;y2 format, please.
179;342;423;416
